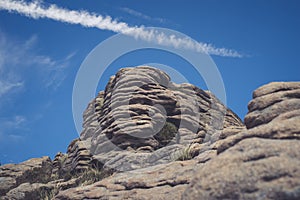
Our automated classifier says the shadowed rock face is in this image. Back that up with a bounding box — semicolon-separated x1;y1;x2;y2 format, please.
1;67;299;200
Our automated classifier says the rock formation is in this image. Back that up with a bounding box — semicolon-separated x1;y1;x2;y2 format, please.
184;82;300;199
87;66;243;172
0;67;299;200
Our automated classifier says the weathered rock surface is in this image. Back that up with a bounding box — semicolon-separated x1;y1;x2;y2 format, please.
54;160;200;200
86;66;243;171
63;139;92;173
184;137;300;200
0;67;299;200
245;82;300;129
92;67;242;151
3;182;53;200
54;81;300;200
0;156;52;197
184;81;300;200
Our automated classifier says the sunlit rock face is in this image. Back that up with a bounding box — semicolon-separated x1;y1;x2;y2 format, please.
3;67;299;200
79;66;243;171
89;66;242;150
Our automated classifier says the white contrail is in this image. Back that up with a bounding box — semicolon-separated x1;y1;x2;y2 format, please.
0;0;242;57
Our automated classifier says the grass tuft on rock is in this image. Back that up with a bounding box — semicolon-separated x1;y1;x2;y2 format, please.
155;122;178;146
76;168;113;186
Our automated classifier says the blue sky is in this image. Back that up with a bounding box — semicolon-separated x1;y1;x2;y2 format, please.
0;0;299;164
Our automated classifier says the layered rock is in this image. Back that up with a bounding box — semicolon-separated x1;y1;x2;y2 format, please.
86;66;243;171
3;182;55;200
50;92;105;176
51;152;66;176
184;81;300;199
183;138;300;200
92;67;242;151
0;156;52;196
53;81;300;200
80;91;104;141
245;82;300;129
215;82;300;153
1;67;299;200
63;139;92;173
55;160;199;200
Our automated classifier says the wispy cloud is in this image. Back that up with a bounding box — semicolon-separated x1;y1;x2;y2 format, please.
43;52;75;90
0;31;74;95
120;7;166;24
0;115;27;143
2;115;26;128
0;81;23;97
0;30;73;144
0;0;242;57
0;33;24;97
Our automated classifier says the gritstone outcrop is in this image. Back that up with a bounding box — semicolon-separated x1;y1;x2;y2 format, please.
0;67;299;200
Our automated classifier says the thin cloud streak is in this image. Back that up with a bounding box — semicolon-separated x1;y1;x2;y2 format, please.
120;7;165;23
0;0;242;57
2;115;26;128
0;32;24;97
0;32;74;93
0;115;27;144
0;81;23;97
